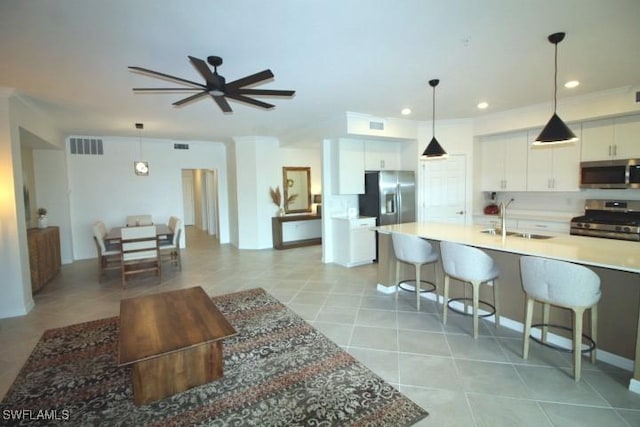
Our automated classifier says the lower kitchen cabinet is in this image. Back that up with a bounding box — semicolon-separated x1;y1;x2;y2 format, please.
332;216;376;267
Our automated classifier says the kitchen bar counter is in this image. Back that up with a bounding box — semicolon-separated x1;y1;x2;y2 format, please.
376;222;640;393
376;222;640;273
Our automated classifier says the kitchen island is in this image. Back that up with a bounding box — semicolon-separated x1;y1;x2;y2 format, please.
376;222;640;393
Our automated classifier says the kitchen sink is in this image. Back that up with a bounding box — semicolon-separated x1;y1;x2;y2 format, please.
480;229;554;240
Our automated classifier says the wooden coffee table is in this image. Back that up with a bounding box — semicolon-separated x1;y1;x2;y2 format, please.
118;286;237;406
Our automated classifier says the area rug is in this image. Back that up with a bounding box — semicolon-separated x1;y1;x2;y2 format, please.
1;288;428;426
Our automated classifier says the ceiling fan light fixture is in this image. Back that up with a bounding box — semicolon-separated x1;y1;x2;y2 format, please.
421;79;448;160
534;32;578;146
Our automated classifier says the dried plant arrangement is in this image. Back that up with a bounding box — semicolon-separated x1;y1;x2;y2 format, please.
269;186;282;207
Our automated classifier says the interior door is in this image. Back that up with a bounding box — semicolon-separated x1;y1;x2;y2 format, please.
182;171;195;226
421;155;467;224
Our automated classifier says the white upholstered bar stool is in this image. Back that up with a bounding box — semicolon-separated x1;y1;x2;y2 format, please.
440;241;500;338
520;256;601;381
391;232;439;310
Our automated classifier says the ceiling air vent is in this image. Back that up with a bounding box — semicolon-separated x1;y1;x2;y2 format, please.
69;138;103;155
369;121;385;131
174;143;190;150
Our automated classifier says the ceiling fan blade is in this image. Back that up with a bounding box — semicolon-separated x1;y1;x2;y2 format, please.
129;66;206;88
226;93;274;109
212;95;232;113
226;70;274;90
133;87;203;91
172;91;209;106
234;88;295;97
188;56;216;83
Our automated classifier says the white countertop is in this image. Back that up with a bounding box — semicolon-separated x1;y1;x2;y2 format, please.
376;222;640;274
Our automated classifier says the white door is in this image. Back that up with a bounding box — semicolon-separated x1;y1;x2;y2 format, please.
182;172;195;226
421;154;467;224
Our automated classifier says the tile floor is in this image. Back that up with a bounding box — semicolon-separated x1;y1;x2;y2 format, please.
2;227;640;426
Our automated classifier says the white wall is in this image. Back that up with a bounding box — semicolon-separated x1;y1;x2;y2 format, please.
68;136;229;260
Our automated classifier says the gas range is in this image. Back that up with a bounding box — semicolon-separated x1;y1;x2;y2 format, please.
570;199;640;241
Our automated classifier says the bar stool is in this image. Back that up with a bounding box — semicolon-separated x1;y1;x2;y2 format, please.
440;241;500;338
520;256;601;381
391;232;439;310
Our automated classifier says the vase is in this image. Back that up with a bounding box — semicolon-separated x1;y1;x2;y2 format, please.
37;215;48;229
278;208;285;217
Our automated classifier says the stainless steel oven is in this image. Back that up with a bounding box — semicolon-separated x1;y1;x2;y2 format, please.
570;199;640;241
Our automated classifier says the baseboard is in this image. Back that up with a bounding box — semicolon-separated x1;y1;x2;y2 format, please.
377;283;635;373
630;378;640;394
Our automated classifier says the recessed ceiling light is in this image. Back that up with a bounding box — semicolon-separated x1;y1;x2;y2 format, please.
477;102;489;109
564;80;580;88
401;108;412;115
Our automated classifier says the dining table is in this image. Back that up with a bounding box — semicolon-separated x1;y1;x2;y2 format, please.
105;224;173;245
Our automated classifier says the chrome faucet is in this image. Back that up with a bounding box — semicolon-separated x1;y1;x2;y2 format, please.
500;198;515;239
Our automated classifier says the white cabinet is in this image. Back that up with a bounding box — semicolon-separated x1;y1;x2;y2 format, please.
332;139;365;194
581;115;640;161
526;129;581;191
332;216;376;267
364;140;401;171
480;131;528;191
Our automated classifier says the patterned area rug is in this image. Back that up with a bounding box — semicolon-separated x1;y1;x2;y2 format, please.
1;288;428;426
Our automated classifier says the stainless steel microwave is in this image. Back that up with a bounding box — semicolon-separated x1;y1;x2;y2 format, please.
580;159;640;189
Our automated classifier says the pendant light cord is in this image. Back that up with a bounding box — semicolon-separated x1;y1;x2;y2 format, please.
553;41;558;114
432;84;436;137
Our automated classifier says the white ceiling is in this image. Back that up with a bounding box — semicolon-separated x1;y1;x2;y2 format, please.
1;0;639;145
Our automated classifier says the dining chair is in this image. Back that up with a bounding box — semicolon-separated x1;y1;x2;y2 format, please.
120;225;161;286
126;214;153;227
92;221;121;281
160;219;182;271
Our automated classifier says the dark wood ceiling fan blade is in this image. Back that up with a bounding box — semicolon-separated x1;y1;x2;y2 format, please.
226;93;274;109
133;88;203;91
226;70;274;90
188;56;216;83
172;91;209;106
212;95;232;113
234;88;295;97
129;66;206;88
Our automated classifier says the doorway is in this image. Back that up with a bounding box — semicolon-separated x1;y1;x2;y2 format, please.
181;169;219;238
420;154;467;224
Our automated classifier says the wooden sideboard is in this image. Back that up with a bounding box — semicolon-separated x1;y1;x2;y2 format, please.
27;226;61;293
272;215;322;250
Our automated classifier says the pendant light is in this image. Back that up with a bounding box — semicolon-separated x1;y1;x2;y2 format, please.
421;79;448;159
133;123;149;176
534;32;577;145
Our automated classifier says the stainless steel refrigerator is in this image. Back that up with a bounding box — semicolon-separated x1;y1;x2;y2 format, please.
358;171;416;261
358;170;416;226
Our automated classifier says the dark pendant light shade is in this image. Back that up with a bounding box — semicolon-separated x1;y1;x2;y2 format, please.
422;79;448;159
535;32;578;145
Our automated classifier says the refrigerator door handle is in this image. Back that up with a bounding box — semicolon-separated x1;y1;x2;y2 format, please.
396;183;401;223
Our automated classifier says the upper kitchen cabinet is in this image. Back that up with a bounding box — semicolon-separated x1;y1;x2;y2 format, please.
364;140;401;171
480;131;528;191
581;114;640;161
527;128;581;191
332;138;365;194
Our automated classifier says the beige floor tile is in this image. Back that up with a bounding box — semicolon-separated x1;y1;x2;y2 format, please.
540;401;630;427
446;334;510;363
398;354;463;390
348;348;399;385
400;386;475;427
315;306;358;324
312;322;353;346
355;308;397;328
349;325;398;351
467;393;552;427
398;330;451;357
455;359;530;398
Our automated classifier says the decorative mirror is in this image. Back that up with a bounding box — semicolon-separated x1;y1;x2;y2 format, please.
282;166;311;214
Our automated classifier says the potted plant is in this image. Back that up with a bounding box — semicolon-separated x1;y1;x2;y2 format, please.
37;207;48;229
269;186;284;216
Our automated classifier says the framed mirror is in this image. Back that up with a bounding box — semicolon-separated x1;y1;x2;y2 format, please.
282;166;311;214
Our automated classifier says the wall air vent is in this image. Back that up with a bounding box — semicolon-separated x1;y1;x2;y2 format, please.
174;143;190;150
369;121;385;131
69;138;103;155
635;90;640;103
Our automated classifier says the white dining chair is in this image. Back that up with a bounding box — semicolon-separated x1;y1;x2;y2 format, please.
120;225;161;286
520;256;601;381
126;214;153;227
92;221;121;281
160;219;182;271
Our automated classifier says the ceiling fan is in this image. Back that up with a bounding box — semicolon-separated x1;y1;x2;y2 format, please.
128;55;295;113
